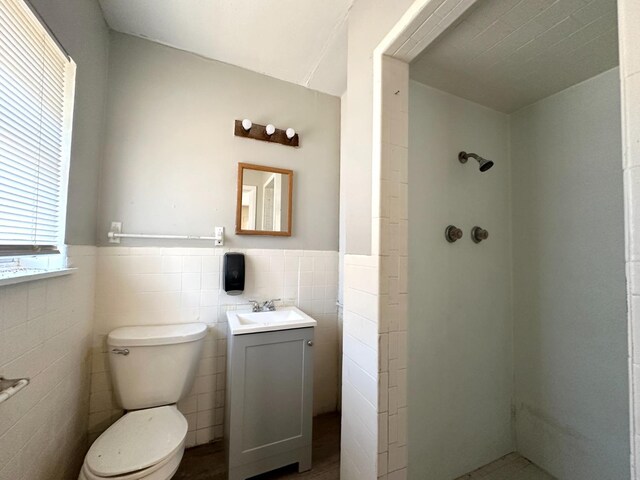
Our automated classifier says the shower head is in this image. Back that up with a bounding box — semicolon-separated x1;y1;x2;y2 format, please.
458;151;494;172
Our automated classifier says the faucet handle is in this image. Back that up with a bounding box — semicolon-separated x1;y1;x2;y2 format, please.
248;300;261;312
471;226;489;243
263;299;281;310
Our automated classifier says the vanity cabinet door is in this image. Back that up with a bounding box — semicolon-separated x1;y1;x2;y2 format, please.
227;327;314;477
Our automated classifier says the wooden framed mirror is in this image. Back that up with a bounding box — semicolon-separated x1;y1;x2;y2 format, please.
236;163;293;236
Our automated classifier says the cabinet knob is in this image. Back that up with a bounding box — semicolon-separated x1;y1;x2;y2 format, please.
307;341;313;346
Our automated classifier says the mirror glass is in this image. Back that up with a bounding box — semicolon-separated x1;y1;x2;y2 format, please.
236;163;293;236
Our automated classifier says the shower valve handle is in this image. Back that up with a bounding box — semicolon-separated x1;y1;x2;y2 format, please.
445;225;463;243
472;226;489;243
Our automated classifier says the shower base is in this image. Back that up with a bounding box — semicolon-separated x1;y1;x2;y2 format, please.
454;452;555;480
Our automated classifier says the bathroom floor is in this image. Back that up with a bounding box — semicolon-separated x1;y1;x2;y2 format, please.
454;452;555;480
174;412;340;480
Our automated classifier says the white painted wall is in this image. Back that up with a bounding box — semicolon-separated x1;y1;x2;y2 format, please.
342;0;415;255
512;68;628;480
407;80;514;479
99;32;340;251
90;246;340;447
0;247;97;479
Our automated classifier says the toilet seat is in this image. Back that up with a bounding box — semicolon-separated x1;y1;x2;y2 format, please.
80;447;183;480
83;405;187;479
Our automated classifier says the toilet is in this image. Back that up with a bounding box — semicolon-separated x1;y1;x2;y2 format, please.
79;323;207;480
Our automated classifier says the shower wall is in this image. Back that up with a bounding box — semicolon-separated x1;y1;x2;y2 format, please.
408;67;628;480
511;68;628;480
408;81;514;479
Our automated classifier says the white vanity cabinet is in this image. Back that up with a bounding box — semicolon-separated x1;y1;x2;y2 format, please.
225;323;315;480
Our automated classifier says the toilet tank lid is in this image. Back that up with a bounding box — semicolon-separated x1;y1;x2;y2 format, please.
108;323;207;347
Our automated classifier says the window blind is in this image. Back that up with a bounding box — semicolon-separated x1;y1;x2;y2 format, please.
0;0;75;255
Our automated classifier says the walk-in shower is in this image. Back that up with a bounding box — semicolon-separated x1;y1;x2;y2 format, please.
408;0;626;479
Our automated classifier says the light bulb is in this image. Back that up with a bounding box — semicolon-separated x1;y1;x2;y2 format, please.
286;128;296;139
266;124;276;136
242;119;252;131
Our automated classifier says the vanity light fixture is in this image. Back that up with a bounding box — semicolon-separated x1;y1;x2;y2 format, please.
234;120;300;147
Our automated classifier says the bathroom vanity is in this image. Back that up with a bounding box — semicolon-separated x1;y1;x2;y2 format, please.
225;307;316;480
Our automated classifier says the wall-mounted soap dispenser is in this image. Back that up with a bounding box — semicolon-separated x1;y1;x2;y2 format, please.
223;253;245;295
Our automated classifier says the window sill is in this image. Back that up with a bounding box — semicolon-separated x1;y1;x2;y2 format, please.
0;267;76;287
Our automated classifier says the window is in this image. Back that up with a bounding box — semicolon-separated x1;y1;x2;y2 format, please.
0;0;76;257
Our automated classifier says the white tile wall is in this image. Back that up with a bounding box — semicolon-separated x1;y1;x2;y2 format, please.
90;247;340;447
620;0;640;478
342;254;379;480
0;246;97;480
376;55;409;480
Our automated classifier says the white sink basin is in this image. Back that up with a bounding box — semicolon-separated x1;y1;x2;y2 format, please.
227;306;317;335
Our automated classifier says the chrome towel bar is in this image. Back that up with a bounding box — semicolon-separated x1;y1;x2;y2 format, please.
108;221;224;246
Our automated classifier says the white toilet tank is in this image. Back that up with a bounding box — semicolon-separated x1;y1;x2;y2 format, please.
107;323;207;410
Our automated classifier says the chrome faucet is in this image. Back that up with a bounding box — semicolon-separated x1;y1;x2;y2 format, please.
248;299;280;312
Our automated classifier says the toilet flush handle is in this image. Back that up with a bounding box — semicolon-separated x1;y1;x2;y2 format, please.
111;348;129;356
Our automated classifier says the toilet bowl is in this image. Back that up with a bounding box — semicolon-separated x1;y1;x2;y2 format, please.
79;323;207;480
80;406;187;480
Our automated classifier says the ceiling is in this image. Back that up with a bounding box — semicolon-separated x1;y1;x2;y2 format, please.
410;0;619;113
97;0;352;97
